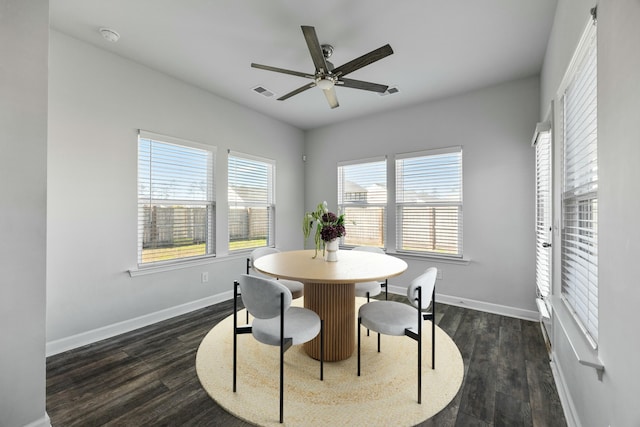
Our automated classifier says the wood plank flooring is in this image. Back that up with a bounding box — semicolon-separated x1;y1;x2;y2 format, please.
47;296;567;426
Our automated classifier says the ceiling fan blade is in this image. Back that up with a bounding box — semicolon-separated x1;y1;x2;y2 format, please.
277;82;316;101
339;78;388;93
301;26;330;73
323;87;339;109
332;44;394;77
251;63;314;79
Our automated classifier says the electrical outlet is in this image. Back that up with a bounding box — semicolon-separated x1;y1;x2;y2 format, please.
201;272;209;283
437;270;443;280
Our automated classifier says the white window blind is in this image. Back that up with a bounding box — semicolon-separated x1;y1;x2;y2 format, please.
228;151;275;251
560;20;598;344
137;131;215;265
337;157;387;248
396;147;463;257
534;124;552;304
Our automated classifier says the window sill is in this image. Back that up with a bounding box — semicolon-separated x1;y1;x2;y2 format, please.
388;251;471;265
129;254;235;277
550;295;604;380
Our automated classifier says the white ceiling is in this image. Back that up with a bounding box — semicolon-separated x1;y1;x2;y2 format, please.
50;0;557;130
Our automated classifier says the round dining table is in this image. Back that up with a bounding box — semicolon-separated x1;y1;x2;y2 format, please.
252;249;408;361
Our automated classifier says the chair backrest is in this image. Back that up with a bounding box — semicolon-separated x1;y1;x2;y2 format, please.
238;274;292;319
407;267;437;310
351;246;385;255
249;247;280;275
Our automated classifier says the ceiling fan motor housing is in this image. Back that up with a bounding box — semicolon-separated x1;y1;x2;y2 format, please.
321;44;334;59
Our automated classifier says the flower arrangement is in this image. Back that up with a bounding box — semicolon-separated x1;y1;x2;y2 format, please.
303;201;346;259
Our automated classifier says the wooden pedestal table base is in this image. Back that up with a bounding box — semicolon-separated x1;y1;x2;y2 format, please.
251;249;407;362
303;281;355;361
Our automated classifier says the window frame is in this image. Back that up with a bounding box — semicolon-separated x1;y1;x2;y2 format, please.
337;156;387;249
556;17;598;346
395;146;464;258
227;150;276;252
136;130;216;268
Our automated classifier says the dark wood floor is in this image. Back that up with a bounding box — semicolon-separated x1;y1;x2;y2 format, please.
46;294;567;426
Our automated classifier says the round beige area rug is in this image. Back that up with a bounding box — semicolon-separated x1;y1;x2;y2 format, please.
196;298;463;426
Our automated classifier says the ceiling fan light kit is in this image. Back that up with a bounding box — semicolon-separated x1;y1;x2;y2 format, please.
251;25;393;109
316;77;335;90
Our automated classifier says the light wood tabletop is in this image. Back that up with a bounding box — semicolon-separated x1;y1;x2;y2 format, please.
253;249;408;361
252;249;408;284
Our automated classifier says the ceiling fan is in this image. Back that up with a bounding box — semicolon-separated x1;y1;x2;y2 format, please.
251;25;394;109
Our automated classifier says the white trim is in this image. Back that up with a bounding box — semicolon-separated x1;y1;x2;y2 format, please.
556;16;597;98
138;129;216;153
389;250;470;265
395;145;462;160
536;298;551;320
129;251;251;276
550;357;581;427
550;296;604;377
129;255;217;276
46;292;232;356
531;120;551;146
386;286;538;321
337;155;386;167
22;413;51;427
228;149;276;166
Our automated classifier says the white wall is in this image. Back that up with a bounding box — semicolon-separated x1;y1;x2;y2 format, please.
46;31;305;348
541;1;640;426
0;1;49;426
305;77;540;317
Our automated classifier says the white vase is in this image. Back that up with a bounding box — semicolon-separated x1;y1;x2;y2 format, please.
324;238;339;262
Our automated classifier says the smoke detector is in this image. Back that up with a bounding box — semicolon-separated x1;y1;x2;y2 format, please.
99;28;120;43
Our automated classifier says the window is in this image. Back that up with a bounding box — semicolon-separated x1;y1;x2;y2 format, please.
395;147;463;257
533;122;552;312
228;151;275;251
559;20;598;344
337;157;387;247
137;131;215;266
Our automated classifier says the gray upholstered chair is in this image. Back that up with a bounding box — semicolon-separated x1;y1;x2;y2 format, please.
357;267;437;404
351;246;388;301
248;247;304;299
233;274;324;424
351;246;388;336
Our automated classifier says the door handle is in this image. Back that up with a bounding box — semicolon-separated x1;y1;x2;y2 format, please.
542;242;552;248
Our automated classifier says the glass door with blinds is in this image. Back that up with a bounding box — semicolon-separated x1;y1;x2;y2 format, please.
533;122;552;320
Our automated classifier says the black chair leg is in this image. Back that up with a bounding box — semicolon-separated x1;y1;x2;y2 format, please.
377;332;381;352
279;293;285;424
357;317;361;376
233;281;238;393
366;291;371;336
417;286;422;404
245;258;251;324
320;320;324;381
431;317;435;370
432;286;436;369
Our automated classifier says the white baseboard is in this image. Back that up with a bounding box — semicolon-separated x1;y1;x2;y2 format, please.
387;285;539;321
22;413;51;427
46;291;233;356
47;287;539;356
550;355;580;427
